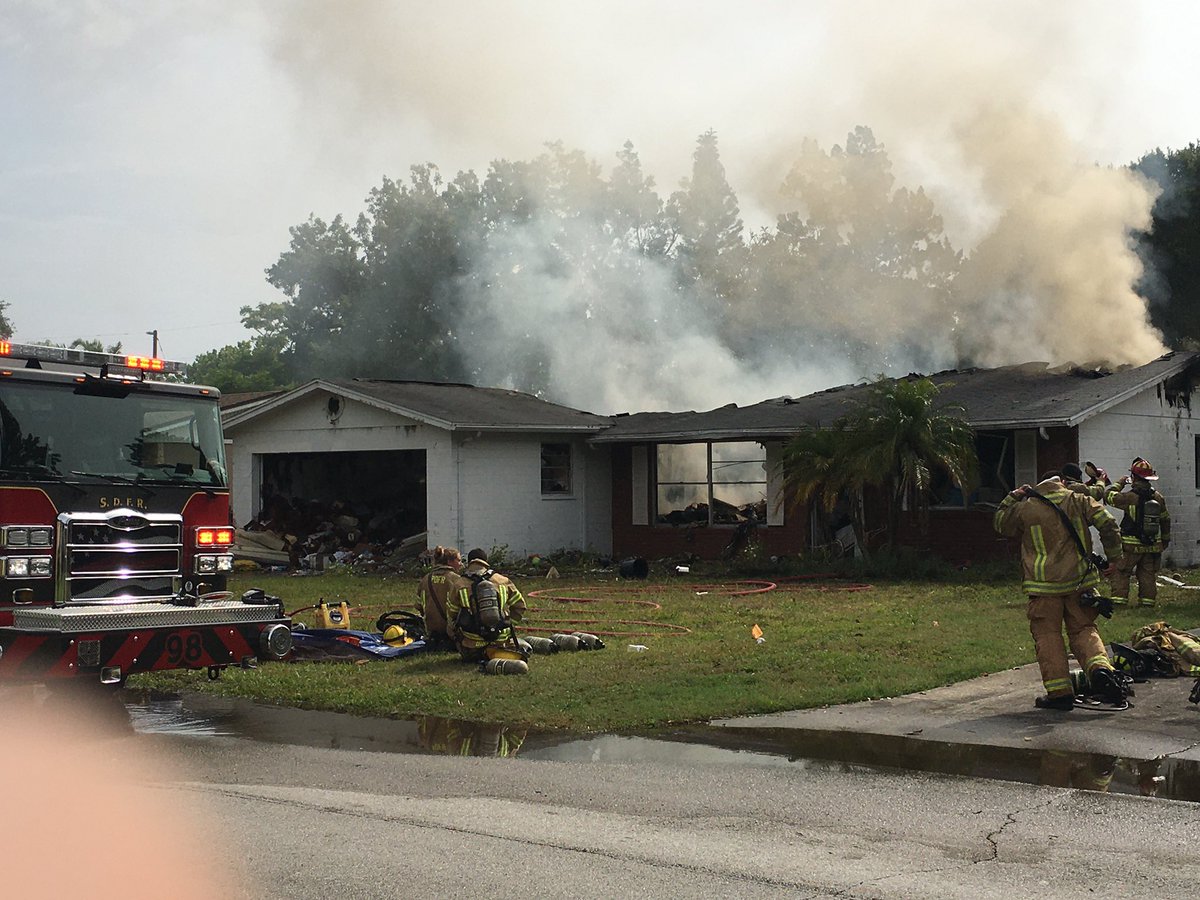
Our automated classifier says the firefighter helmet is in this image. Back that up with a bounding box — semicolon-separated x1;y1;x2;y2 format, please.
382;624;411;646
1130;457;1158;481
1060;463;1084;483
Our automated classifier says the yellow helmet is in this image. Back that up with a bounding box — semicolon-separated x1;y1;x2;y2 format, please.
382;624;411;646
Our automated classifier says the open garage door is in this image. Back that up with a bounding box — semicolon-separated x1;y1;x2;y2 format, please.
253;449;427;562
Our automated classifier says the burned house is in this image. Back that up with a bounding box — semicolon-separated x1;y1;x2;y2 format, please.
220;351;1200;567
221;379;613;565
593;351;1200;565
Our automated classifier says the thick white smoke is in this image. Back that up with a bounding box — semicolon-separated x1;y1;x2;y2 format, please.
267;1;1167;412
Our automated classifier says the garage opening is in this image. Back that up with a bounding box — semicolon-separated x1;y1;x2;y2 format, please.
254;449;427;555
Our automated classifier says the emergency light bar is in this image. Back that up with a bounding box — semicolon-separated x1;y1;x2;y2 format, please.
0;340;187;376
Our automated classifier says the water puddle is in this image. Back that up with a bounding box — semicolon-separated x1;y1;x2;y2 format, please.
116;690;1200;802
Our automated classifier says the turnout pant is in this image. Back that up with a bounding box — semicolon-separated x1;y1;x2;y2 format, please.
1027;592;1111;698
1110;550;1161;606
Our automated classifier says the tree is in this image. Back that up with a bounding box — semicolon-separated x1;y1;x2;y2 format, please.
845;376;978;548
669;130;745;296
69;338;123;354
188;335;291;393
608;141;673;257
32;338;123;354
1133;144;1200;346
780;421;871;556
743;128;960;370
781;376;978;556
0;300;12;339
259;213;367;380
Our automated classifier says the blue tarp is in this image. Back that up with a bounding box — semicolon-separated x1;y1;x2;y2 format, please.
290;628;427;661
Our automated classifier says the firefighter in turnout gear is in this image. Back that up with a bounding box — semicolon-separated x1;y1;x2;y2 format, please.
1105;457;1170;608
993;476;1126;710
1059;462;1108;501
416;545;466;649
445;549;528;662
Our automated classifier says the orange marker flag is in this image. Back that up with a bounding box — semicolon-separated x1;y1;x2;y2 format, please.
751;624;764;641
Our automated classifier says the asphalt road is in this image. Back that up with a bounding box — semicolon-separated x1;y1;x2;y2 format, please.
6;669;1200;899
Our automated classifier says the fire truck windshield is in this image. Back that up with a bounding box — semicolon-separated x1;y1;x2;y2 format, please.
0;381;226;487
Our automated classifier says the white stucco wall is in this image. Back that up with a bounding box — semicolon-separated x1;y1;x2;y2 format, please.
224;387;612;558
454;432;612;558
1078;382;1199;567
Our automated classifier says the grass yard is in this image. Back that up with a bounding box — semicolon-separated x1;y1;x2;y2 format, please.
132;569;1200;732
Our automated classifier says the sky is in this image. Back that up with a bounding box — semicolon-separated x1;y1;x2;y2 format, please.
2;1;1199;401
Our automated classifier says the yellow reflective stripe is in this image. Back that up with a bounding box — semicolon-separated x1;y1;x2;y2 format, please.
1085;655;1109;671
1021;572;1101;594
1031;525;1047;583
1044;677;1072;692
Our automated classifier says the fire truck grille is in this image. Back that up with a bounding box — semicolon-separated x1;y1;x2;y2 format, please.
58;511;184;603
13;601;282;632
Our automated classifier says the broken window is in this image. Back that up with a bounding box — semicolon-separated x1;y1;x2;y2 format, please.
541;443;571;495
655;441;767;525
930;430;1014;508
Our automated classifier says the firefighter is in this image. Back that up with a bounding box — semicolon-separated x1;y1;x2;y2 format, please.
445;549;528;663
416;546;465;649
993;476;1126;709
1105;457;1170;608
1059;462;1108;501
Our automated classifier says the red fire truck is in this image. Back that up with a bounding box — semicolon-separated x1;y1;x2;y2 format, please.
0;340;291;683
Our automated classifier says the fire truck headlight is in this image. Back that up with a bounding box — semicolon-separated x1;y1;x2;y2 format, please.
3;557;53;578
196;555;218;574
3;526;54;548
216;555;234;573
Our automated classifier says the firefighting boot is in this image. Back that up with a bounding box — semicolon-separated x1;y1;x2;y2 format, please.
1035;694;1076;711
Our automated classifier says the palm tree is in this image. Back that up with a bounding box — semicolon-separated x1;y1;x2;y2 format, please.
846;376;978;548
780;420;872;559
782;376;978;556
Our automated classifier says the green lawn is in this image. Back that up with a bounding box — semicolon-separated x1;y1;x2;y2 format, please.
132;569;1200;731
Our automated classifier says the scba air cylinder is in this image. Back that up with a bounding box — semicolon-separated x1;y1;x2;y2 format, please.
482;658;529;675
522;636;559;654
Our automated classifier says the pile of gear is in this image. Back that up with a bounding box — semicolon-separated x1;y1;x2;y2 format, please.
1109;621;1200;704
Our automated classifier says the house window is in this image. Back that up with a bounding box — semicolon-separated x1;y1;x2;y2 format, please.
931;430;1015;508
655;441;767;525
541;443;571;495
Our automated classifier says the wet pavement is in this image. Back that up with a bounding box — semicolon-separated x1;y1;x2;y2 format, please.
121;661;1200;802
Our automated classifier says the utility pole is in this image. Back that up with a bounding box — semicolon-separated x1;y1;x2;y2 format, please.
146;329;159;357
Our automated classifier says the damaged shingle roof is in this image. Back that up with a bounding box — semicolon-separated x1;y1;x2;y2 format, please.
589;351;1200;443
223;378;613;433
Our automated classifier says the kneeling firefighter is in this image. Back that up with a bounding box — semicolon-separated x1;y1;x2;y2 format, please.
446;549;529;671
993;474;1128;709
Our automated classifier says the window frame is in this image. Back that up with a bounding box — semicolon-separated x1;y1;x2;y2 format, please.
540;442;572;497
653;440;768;527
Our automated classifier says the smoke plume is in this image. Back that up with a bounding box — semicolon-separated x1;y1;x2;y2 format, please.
264;2;1167;412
